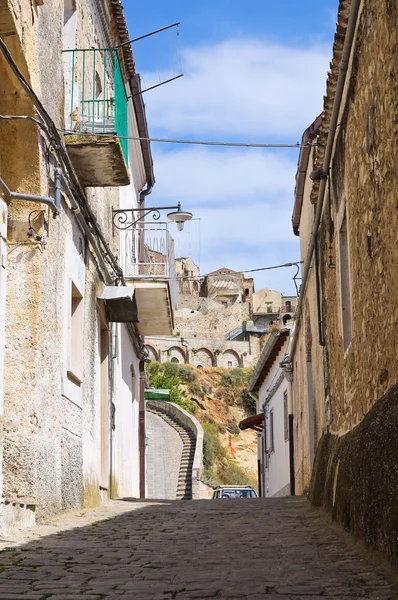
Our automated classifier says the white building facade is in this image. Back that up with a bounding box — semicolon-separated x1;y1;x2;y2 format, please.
242;330;294;498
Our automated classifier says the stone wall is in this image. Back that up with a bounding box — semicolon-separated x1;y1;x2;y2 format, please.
293;0;398;563
145;336;256;369
174;294;251;340
320;0;398;435
0;0;142;525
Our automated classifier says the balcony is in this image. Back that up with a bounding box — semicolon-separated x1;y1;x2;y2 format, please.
63;48;130;187
121;222;177;336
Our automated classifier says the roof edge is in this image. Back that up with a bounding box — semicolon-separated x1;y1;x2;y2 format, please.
247;330;289;393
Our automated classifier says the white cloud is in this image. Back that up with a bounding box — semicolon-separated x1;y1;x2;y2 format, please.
151;146;296;206
143;37;330;138
169;201;300;294
139;36;329;293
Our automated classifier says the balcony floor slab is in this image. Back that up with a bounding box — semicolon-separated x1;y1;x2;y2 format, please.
125;279;174;336
65;134;130;187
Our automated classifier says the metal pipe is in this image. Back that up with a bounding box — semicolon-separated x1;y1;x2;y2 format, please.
288;413;295;496
0;175;60;216
288;0;362;361
139;360;146;498
109;323;114;499
118;22;181;48
0;38;123;283
54;168;62;213
314;232;325;346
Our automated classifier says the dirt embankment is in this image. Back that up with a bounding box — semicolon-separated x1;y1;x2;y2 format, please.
183;367;258;486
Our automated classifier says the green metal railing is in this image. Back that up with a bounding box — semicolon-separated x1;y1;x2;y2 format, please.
63;47;128;165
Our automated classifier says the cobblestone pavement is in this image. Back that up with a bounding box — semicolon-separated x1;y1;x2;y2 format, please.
0;496;395;600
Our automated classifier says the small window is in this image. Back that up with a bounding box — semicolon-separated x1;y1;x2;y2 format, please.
285;300;291;312
245;288;249;296
269;409;274;452
228;361;232;368
283;391;289;441
68;281;84;384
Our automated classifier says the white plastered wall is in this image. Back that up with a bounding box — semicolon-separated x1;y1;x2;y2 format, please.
112;324;140;498
258;340;290;498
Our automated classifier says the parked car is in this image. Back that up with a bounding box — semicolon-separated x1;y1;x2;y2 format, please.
212;486;258;499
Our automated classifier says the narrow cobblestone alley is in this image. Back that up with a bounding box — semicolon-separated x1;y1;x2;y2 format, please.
0;497;395;600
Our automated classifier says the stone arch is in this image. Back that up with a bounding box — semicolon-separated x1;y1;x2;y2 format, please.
144;344;159;362
192;347;215;368
282;313;292;325
219;348;241;369
165;345;187;364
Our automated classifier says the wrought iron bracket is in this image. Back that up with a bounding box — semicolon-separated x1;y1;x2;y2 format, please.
112;203;181;231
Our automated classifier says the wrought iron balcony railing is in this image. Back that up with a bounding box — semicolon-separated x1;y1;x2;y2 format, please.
121;222;177;310
63;47;128;165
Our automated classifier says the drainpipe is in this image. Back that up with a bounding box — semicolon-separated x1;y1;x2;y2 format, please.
109;323;115;499
130;74;155;263
139;360;146;498
286;369;295;496
280;356;295;495
288;0;362;361
0;172;61;216
262;401;267;497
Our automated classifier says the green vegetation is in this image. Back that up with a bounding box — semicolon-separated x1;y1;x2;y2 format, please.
146;362;197;413
218;367;256;416
240;389;257;416
146;362;256;487
202;421;252;487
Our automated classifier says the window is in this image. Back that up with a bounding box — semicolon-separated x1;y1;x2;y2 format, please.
285;300;291;312
269;409;274;452
244;288;249;296
67;281;84;384
283;391;289;441
339;211;352;350
228;361;232;368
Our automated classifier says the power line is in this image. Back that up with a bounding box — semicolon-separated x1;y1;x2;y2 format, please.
60;129;321;149
170;261;303;281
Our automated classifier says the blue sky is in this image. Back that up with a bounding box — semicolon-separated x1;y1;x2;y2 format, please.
124;1;339;295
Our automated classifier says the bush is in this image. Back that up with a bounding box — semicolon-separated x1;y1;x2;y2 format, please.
145;362;196;414
220;368;248;389
188;382;203;397
216;459;253;486
202;422;226;473
226;417;241;436
176;364;197;383
240;389;257;417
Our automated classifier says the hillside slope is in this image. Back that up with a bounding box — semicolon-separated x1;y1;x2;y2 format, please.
146;363;258;489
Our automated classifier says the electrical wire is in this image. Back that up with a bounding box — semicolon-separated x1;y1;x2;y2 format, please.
0;114;47;132
0;38;123;284
147;260;303;281
60;129;320;149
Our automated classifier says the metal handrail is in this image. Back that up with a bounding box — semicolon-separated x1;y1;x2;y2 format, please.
62;47;128;164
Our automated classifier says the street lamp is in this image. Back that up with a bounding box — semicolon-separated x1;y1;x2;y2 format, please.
112;202;193;231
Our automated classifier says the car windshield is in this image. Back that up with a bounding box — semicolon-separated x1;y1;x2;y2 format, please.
220;489;257;498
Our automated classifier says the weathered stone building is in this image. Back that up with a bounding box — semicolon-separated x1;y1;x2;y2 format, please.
0;0;175;530
289;0;398;564
146;266;296;369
